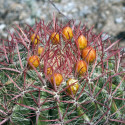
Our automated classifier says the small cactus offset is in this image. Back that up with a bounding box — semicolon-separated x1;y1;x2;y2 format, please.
0;18;125;125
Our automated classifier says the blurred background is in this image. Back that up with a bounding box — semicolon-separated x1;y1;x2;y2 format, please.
0;0;124;47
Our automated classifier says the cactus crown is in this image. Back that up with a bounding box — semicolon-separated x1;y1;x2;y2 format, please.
0;18;125;125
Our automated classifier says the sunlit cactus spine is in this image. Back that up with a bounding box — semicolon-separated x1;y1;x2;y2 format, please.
0;17;125;125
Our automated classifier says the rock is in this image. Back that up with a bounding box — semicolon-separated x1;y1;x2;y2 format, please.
0;24;6;31
115;17;123;24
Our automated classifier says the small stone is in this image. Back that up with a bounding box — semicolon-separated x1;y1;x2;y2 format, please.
80;6;91;16
19;12;28;20
115;17;123;24
25;17;35;25
0;24;6;31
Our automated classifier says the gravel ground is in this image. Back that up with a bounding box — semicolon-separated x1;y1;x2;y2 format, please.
0;0;125;47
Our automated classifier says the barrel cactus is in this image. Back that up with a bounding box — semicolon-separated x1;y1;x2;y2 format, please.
0;18;125;125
